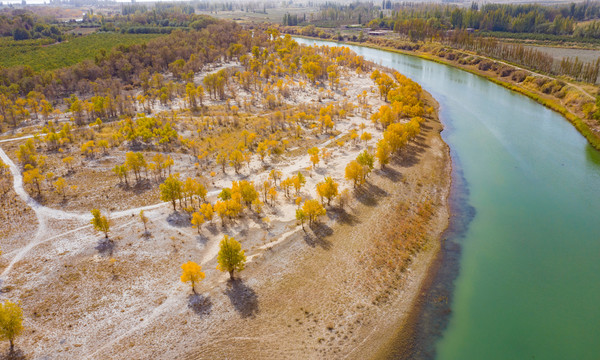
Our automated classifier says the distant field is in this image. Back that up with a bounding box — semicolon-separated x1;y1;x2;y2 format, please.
0;33;164;71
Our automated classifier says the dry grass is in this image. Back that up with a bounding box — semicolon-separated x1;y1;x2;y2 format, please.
0;188;37;254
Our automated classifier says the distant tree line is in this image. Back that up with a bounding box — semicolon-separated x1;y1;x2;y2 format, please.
311;2;380;27
369;2;600;38
100;7;217;33
0;9;64;41
121;3;195;16
445;30;600;82
0;20;248;102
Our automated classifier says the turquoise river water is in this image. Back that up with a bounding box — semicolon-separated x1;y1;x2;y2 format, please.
294;37;600;360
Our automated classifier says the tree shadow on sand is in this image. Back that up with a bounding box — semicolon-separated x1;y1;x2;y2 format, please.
326;208;359;226
188;293;213;317
377;166;403;182
396;141;428;168
303;222;333;250
95;238;115;256
354;182;388;207
195;234;209;246
224;279;259;318
167;211;191;228
0;349;26;360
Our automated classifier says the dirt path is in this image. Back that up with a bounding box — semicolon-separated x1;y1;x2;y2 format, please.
0;121;342;284
0;85;450;358
73;94;451;359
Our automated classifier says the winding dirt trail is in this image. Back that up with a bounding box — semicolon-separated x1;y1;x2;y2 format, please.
0;126;364;357
0;137;177;281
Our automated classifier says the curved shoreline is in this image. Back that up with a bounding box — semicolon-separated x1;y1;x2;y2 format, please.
170;86;453;360
292;34;600;151
368;96;453;360
342;92;452;360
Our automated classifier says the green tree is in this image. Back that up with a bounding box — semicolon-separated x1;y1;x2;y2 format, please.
296;208;306;230
356;150;375;181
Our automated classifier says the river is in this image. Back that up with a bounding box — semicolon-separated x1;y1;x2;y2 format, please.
294;37;600;360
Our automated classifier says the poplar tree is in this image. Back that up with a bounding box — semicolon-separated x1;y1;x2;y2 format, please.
216;235;246;280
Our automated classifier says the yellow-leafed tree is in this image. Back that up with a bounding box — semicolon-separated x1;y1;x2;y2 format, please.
53;177;66;199
302;199;326;226
180;261;205;294
308;147;319;169
216;235;246;280
0;300;23;353
191;212;205;233
345;160;364;188
23;167;43;195
376;139;391;169
200;203;214;223
90;209;110;238
139;210;149;234
316;176;339;206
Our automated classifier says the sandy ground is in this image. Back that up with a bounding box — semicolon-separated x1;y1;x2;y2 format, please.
0;71;450;357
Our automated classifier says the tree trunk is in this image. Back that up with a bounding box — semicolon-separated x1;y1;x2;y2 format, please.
9;338;13;353
229;270;234;280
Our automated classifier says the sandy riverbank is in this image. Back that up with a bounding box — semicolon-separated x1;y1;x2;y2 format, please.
0;64;451;359
112;91;452;359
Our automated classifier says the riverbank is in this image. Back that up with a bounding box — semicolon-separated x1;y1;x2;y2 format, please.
72;90;451;359
189;92;452;359
293;35;600;360
0;52;452;357
293;34;600;151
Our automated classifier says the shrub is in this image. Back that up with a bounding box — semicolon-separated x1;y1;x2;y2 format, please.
478;60;493;71
499;66;514;77
511;71;528;82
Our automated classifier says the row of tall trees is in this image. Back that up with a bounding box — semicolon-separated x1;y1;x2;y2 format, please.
444;30;600;82
369;3;600;36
